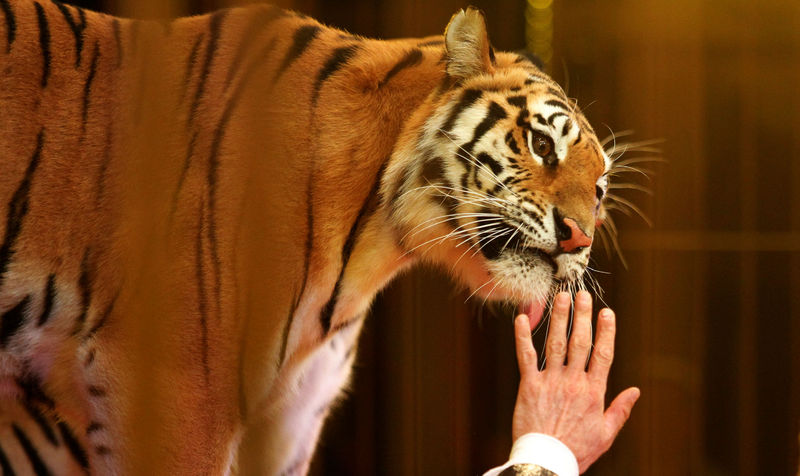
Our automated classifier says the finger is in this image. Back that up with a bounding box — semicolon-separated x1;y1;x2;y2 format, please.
545;292;571;368
588;308;616;384
604;387;641;438
515;314;538;379
567;291;593;372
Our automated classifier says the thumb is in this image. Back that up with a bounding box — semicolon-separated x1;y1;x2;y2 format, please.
604;387;640;437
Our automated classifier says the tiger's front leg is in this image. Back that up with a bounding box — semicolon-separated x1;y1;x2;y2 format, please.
235;319;363;476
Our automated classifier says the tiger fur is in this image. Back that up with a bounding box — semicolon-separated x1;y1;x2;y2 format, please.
0;1;610;474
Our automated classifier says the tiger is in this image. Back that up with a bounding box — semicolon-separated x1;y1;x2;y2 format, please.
0;0;611;474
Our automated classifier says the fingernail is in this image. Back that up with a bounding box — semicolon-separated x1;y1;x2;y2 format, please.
600;309;613;319
579;291;591;304
556;292;570;305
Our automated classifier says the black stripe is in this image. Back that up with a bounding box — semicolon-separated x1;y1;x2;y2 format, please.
71;250;92;335
84;289;118;340
533;113;547;126
441;89;483;134
86;421;103;434
312;44;359;106
38;274;56;326
96;445;111;455
417;38;443;47
57;422;89;470
507;96;527;109
547;111;568;126
379;48;423;87
488;46;496;65
34;3;51;88
545;99;570;111
279;176;316;363
81;41;100;137
0;295;29;348
87;385;105;397
388;162;415;212
0;0;15;53
0;444;14;476
182;34;204;103
224;5;285;90
205;37;279;336
272;25;321;84
170;131;198;222
24;403;58;446
51;0;87;67
319;160;388;334
420;156;458;214
330;313;363;334
477;152;504;176
12;424;53;476
16;376;55;408
189;10;227;122
278;295;299;367
196;199;209;382
505;131;520;154
572;129;582;146
561;119;572;137
461;101;508;154
112;18;122;67
96;127;112;203
278;177;314;366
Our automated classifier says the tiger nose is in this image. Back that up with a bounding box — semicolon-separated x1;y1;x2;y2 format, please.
553;209;593;253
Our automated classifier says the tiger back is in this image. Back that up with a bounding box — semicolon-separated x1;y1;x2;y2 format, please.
0;1;611;474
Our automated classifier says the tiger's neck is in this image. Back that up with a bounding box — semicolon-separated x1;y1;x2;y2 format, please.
266;20;448;361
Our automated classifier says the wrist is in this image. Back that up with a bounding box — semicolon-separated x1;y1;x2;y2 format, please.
508;433;579;476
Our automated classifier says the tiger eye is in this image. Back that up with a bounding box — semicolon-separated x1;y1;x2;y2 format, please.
532;136;552;157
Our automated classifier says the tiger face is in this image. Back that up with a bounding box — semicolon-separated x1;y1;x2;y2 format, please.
388;8;609;321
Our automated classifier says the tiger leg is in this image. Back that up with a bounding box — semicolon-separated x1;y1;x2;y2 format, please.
236;319;363;476
0;398;87;476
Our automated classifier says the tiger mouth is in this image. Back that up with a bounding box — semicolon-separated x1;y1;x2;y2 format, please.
476;220;558;272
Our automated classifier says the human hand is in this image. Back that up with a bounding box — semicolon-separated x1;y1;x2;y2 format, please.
512;291;640;473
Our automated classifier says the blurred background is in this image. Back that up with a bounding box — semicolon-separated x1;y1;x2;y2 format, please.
71;0;800;474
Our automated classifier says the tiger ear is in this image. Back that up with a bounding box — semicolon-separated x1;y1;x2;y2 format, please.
444;7;495;80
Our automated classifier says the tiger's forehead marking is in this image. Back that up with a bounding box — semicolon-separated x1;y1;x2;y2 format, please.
428;64;608;172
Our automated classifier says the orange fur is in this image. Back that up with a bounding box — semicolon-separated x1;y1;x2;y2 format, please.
0;3;608;474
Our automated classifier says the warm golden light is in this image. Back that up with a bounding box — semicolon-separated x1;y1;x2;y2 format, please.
525;0;553;68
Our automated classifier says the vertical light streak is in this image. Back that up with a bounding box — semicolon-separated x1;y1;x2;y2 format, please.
525;0;554;70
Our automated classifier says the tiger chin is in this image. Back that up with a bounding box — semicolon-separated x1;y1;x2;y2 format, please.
0;1;610;475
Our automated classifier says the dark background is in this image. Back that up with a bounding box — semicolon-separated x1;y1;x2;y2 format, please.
67;0;800;474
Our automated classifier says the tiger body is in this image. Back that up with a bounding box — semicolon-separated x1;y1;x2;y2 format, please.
0;1;608;474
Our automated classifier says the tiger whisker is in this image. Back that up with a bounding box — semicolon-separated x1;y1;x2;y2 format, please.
613;156;666;167
599;129;634;148
470;228;514;257
606;193;653;227
402;220;506;257
603;214;628;269
480;279;504;308
401;212;503;243
595;225;613;261
464;278;499;304
607;183;653;195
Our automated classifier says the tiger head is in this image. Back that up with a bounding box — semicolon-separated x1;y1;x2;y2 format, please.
387;8;610;322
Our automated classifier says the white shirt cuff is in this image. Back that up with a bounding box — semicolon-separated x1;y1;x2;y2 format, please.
506;433;579;476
